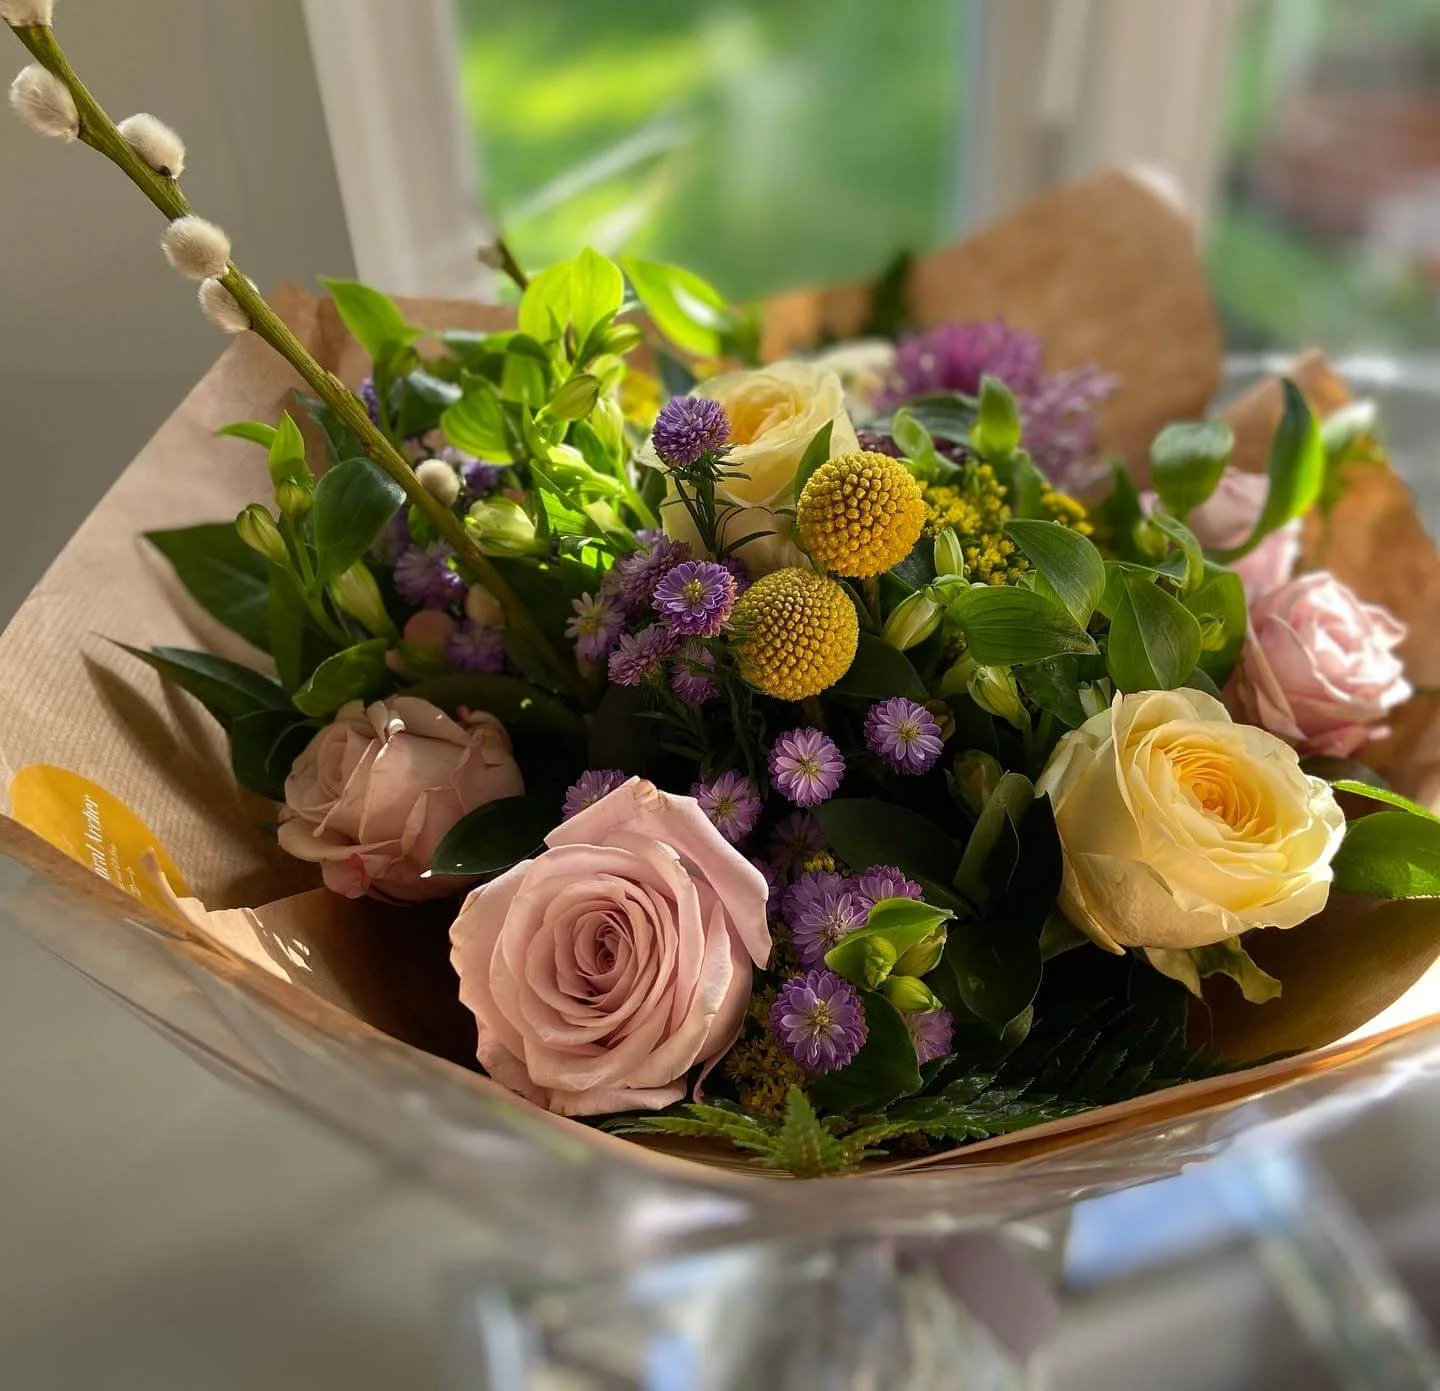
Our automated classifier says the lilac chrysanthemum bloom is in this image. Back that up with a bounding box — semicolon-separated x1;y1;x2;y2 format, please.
611;537;692;613
865;697;944;775
654;560;738;638
445;621;505;674
562;768;627;820
371;511;412;566
749;855;783;921
781;868;845;928
566;591;625;662
768;728;845;808
875;319;1116;493
394;542;467;609
669;640;720;703
790;883;867;967
441;446;502;497
608;624;675;687
770;969;868;1073
690;770;762;844
651;395;732;469
718;553;752;595
360;374;381;424
770;811;826;879
851;865;923;913
906;1008;954;1066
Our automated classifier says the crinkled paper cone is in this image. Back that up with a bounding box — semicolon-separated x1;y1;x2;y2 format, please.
0;171;1435;1181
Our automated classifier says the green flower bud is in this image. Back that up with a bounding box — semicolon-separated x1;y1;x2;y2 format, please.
329;562;395;638
968;664;1027;730
468;497;540;555
235;504;287;565
545;373;601;422
951;749;1003;817
1132;518;1168;560
274;476;313;519
1197;615;1228;652
882;589;944;651
599;322;643;356
893;928;947;979
589;396;627;458
934;528;966;577
858;936;899;990
587;353;628;394
881;976;942;1013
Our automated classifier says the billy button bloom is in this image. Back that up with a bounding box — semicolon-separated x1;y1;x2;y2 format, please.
730;568;859;701
795;450;926;578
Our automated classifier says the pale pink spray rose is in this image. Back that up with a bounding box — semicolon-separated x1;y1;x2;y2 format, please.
1227;572;1411;758
450;776;772;1117
278;696;523;901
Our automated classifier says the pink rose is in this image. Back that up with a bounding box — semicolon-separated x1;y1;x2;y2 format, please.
1227;572;1411;758
1144;469;1299;598
450;776;772;1117
278;696;523;901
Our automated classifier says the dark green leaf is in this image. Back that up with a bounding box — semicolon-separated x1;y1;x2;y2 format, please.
401;673;585;738
1149;420;1233;515
297;394;367;467
1219;379;1324;561
1017;656;1089;729
808;993;923;1115
319;277;418;362
394;370;462;440
953;772;1033;910
587;683;661;774
311;458;405;586
897;392;977;444
119;645;291;730
430;794;559;876
291;639;391;717
144;523;272;652
791;420;834;504
946;585;1098;665
216;420;278;448
832;632;928;702
267;567;338;693
1106;573;1203;692
1004;520;1106;626
1184;564;1247;685
814;799;962;888
229;709;314;801
1333;810;1440;898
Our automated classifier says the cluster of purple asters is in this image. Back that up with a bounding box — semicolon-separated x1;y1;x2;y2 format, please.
444;621;505;674
875;319;1116;495
782;865;922;966
864;697;945;775
394;540;468;610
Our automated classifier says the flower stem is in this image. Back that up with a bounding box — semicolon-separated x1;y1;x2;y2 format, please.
8;21;590;708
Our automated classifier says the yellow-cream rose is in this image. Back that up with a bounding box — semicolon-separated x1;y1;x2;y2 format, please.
1036;688;1345;953
658;361;859;575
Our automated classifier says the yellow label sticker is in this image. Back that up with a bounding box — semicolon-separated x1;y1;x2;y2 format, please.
10;765;190;918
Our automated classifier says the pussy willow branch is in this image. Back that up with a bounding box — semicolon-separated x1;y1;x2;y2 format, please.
8;21;589;706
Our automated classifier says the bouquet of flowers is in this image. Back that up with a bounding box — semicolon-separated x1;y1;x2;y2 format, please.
6;5;1440;1179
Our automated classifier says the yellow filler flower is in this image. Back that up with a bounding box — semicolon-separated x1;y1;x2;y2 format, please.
733;567;859;701
796;450;926;578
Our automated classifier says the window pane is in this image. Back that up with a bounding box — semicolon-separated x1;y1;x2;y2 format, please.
1211;0;1440;351
453;0;971;300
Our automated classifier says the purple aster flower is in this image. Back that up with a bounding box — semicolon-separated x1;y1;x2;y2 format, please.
608;624;675;687
653;560;737;637
781;868;845;927
770;810;826;878
690;770;761;844
770;969;868;1073
360;374;381;424
651;396;731;469
1015;361;1117;496
445;621;505;673
749;855;783;921
611;537;692;613
394;542;467;609
371;511;412;566
906;1008;954;1066
635;527;665;547
566;591;625;662
768;727;845;808
790;883;867;967
851;865;923;914
440;446;502;496
718;554;752;595
865;697;944;775
669;640;720;703
563;768;627;820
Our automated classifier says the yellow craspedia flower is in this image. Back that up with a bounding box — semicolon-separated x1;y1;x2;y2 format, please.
795;450;926;578
732;567;859;701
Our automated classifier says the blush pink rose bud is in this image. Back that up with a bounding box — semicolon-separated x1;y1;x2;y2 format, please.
1226;571;1411;758
450;776;772;1117
278;696;523;901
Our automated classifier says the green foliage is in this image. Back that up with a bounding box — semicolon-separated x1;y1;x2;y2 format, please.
1003;520;1105;627
291;639;392;717
824;899;952;990
1149;420;1233;516
791;420;834;503
118;645;291;730
1145;939;1281;1004
972;375;1021;457
945;585;1098;666
832;633;927;702
229;710;316;802
1218;379;1323;561
430;794;561;876
813;799;962;893
1184;564;1248;686
620;255;733;358
1106;572;1203;692
144;524;272;653
216;420;278;448
310;458;406;587
897;393;977;447
1333;810;1440;899
319;278;419;363
807;993;922;1115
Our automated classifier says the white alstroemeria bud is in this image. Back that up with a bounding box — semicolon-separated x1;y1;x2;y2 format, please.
9;64;76;140
464;584;505;628
162;214;230;280
882;589;943;651
1;0;56;27
116;112;185;177
415;458;461;507
330;562;396;639
197;276;250;333
968;664;1027;731
235;504;287;565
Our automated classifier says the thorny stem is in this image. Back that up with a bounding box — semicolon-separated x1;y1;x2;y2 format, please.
10;21;590;707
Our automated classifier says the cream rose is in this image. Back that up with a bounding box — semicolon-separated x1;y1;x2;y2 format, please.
449;777;771;1117
1036;688;1344;953
278;696;523;902
657;361;860;575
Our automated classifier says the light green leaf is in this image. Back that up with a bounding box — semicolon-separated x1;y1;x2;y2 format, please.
824;899;953;990
1004;520;1105;626
1333;780;1440;822
310;458;405;586
1219;379;1323;561
1149;420;1233;515
973;375;1022;457
1145;940;1282;1004
1333;809;1440;898
216;420;278;448
319;278;418;362
946;585;1098;666
442;382;512;460
1107;574;1203;692
1147;512;1205;593
620;256;730;358
1185;564;1247;684
290;639;391;717
569;247;625;344
791;420;834;503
